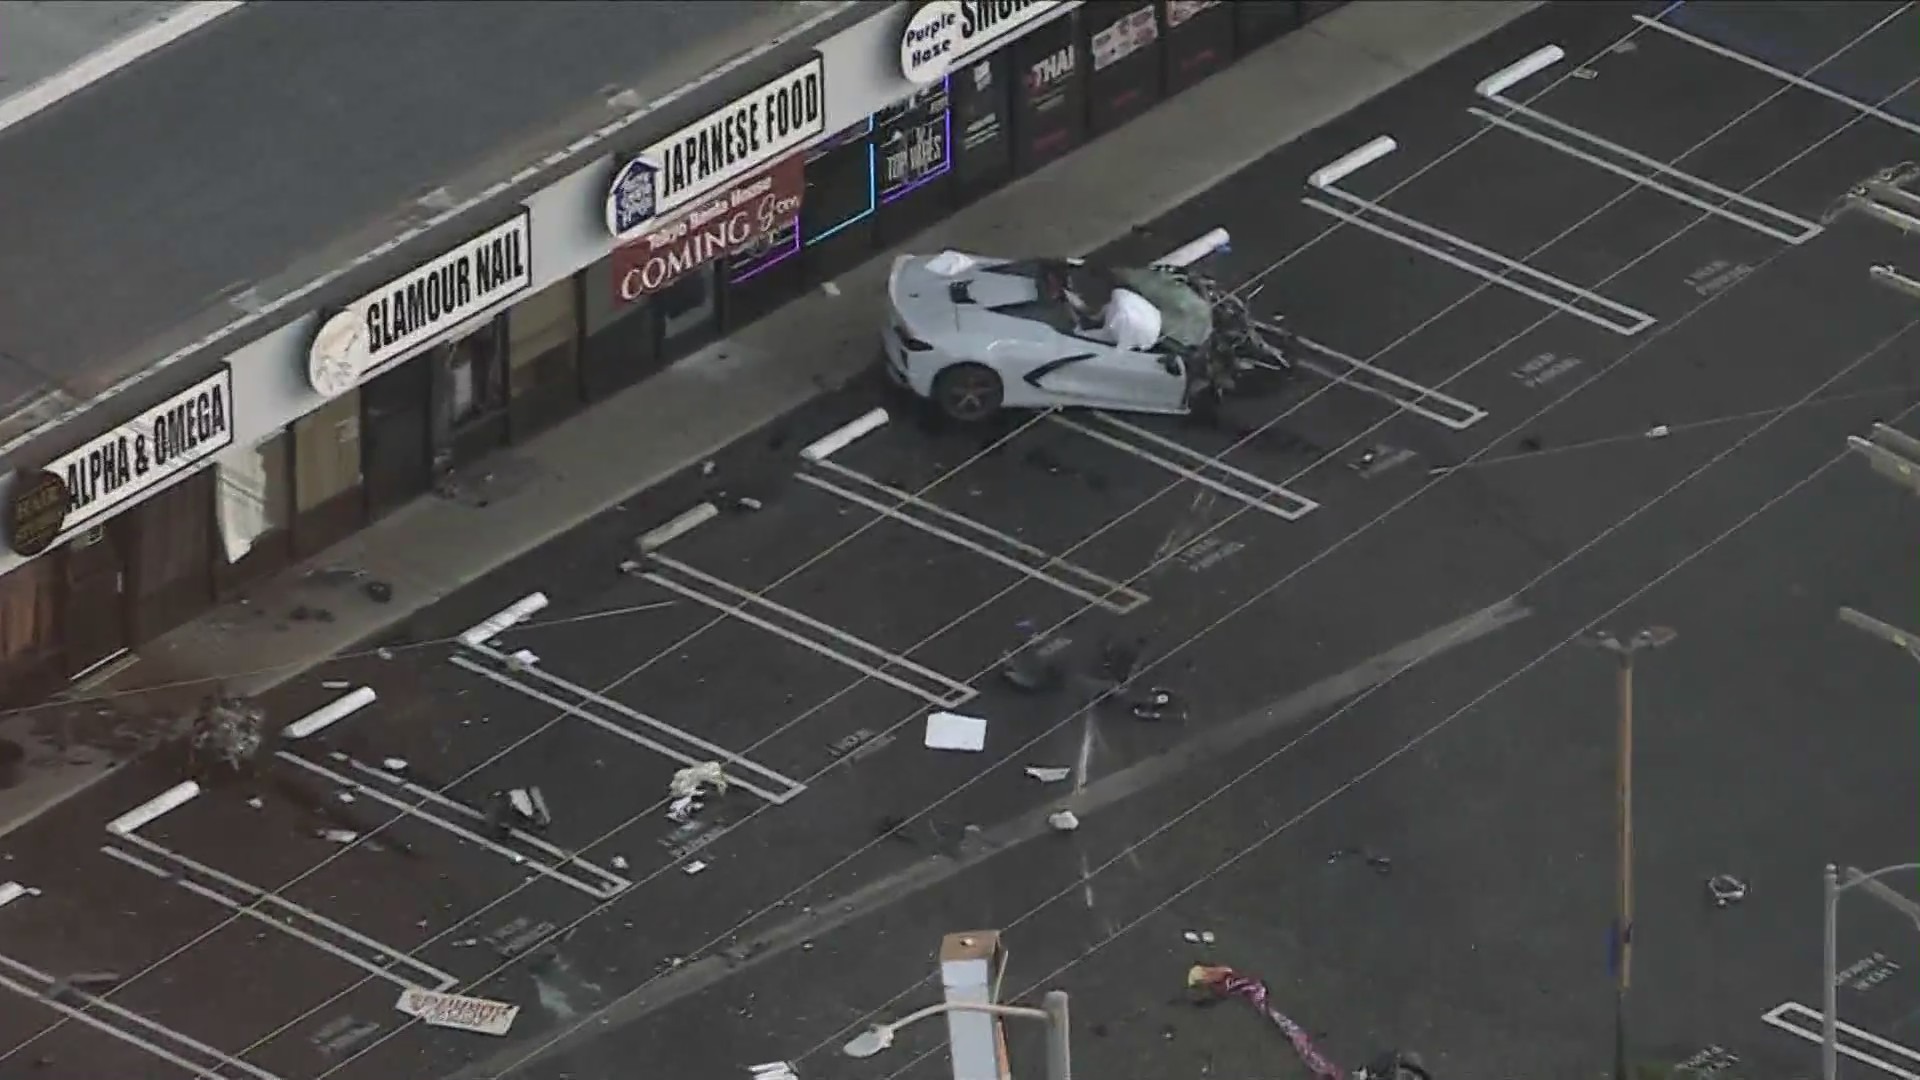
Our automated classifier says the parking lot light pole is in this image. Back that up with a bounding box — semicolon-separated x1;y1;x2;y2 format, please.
842;991;1072;1080
1582;626;1676;1080
1822;863;1920;1080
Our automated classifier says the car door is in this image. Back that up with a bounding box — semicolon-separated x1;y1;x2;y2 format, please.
1035;330;1187;413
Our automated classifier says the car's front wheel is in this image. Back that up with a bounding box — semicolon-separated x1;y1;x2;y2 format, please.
931;363;1004;423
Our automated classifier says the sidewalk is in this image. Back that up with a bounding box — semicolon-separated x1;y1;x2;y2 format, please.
0;0;1541;840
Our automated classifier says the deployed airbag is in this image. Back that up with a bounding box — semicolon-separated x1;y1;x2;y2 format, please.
1101;287;1162;350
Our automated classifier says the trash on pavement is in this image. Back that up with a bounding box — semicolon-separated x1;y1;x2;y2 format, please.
611;855;629;871
1130;688;1187;723
669;761;731;799
1327;847;1393;876
750;1061;800;1080
321;680;352;690
1706;873;1748;907
924;711;988;752
1646;424;1671;439
506;649;540;672
319;829;359;844
395;987;520;1036
1186;964;1343;1080
245;797;264;810
1182;930;1217;945
737;496;764;511
666;795;701;823
1048;810;1081;832
381;758;409;772
1025;766;1072;783
684;860;709;876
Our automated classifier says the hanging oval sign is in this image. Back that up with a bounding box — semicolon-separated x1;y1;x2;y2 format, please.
8;469;69;557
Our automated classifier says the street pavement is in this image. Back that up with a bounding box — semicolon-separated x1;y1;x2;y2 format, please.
5;2;1920;1079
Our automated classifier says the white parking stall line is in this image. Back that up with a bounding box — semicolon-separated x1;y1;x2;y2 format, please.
0;949;286;1080
638;553;979;710
101;782;455;993
1764;1000;1920;1078
1047;412;1321;520
1289;334;1490;430
1304;136;1657;337
272;750;634;900
795;459;1151;614
449;643;805;805
1631;13;1920;139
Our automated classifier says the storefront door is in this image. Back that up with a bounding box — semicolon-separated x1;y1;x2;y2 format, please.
63;523;129;680
127;470;216;646
361;358;434;520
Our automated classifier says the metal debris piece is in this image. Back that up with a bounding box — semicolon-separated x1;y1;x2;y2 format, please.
506;787;551;829
382;758;409;772
1187;965;1342;1080
319;829;359;843
376;648;395;661
1048;810;1081;832
1182;930;1217;945
1025;766;1072;783
684;860;709;876
701;460;718;477
336;791;355;804
666;795;701;823
1646;424;1671;439
750;1061;799;1080
1706;874;1748;907
188;695;266;774
669;762;730;799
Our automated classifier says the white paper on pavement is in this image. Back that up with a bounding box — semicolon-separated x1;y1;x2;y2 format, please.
395;988;520;1036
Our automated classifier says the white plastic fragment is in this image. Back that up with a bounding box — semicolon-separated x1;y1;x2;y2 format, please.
684;860;709;876
1048;810;1081;832
667;795;700;822
1646;424;1671;439
751;1062;800;1080
506;649;540;671
611;855;629;870
322;680;351;690
669;762;730;798
924;711;988;752
382;758;409;772
1025;766;1072;783
245;797;264;809
320;829;358;843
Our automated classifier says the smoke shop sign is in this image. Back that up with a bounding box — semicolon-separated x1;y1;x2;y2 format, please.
605;56;826;242
612;156;804;301
900;0;1071;85
44;367;235;537
306;211;532;398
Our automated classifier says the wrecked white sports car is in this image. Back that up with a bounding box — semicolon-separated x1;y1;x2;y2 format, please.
881;230;1294;423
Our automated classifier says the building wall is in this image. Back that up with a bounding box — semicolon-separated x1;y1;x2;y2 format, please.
0;0;1334;701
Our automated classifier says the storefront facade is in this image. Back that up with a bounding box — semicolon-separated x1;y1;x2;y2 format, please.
0;0;1344;705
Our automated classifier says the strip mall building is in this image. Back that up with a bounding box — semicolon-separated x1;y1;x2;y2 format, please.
0;0;1346;704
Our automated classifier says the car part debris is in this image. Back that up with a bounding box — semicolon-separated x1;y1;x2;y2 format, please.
611;855;629;871
667;795;701;823
1706;874;1748;907
1130;688;1187;723
395;987;520;1036
188;694;266;775
321;680;351;690
319;828;359;844
381;758;409;772
1187;964;1343;1080
1025;766;1072;783
1048;810;1081;832
736;496;764;511
924;711;988;752
506;649;540;672
1646;424;1671;439
684;860;709;876
1182;930;1217;945
245;796;264;809
1326;847;1393;875
751;1061;799;1080
669;761;731;799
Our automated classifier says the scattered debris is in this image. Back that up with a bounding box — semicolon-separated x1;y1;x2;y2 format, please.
45;972;122;1005
751;1060;800;1080
1048;810;1081;832
319;829;359;844
188;695;266;774
669;762;730;799
1355;1051;1433;1079
1187;964;1342;1080
667;795;701;823
1182;930;1217;945
1350;444;1417;479
336;791;356;804
1706;873;1748;907
736;496;764;511
508;787;551;829
684;860;709;876
701;460;718;477
506;649;540;672
363;581;394;604
321;680;352;690
1645;424;1671;439
1327;847;1393;876
1130;688;1187;723
245;797;264;810
924;711;988;752
394;987;520;1036
611;855;629;871
381;758;409;772
376;647;395;661
1025;766;1072;783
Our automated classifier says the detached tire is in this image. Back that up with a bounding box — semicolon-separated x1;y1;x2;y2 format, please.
932;363;1004;423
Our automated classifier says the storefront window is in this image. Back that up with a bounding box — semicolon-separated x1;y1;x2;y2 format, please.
658;263;720;359
950;53;1013;202
1085;1;1163;133
1012;12;1087;174
293;392;363;514
877;78;955;243
802;119;878;280
506;277;582;436
215;432;291;565
445;325;506;430
578;258;659;400
1163;0;1235;92
0;559;57;662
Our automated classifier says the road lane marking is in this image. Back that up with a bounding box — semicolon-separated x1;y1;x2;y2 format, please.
1047;412;1320;520
273;751;635;900
1289;334;1489;430
1632;11;1920;138
1764;1000;1920;1078
795;459;1151;614
638;553;979;709
0;951;285;1080
449;645;805;804
1303;136;1657;337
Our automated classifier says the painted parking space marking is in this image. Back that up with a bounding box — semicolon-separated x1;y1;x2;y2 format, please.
0;946;285;1080
796;456;1152;614
636;553;979;709
100;781;455;994
1047;411;1320;520
1764;1000;1920;1079
447;650;804;805
1288;333;1490;430
1471;46;1823;245
1303;136;1657;337
272;750;634;900
1632;12;1920;138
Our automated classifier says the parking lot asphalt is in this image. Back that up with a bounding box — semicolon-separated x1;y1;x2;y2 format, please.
6;2;1920;1079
